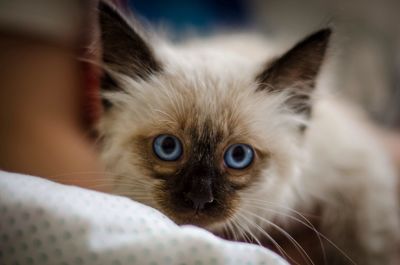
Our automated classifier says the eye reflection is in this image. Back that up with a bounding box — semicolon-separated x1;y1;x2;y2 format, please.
153;134;183;161
224;144;254;169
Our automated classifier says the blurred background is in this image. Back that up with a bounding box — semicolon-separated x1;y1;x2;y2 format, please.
122;0;400;129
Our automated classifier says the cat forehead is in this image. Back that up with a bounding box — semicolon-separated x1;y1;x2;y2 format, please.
115;44;288;139
134;78;252;131
157;44;263;82
122;75;284;147
118;72;256;142
120;55;284;124
121;49;261;114
130;67;258;120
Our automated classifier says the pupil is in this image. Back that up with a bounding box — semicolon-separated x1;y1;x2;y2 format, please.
232;146;245;162
162;137;176;154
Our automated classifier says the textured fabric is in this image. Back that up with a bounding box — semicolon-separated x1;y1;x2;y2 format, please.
0;171;288;265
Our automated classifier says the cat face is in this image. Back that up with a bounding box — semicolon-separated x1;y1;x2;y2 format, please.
97;1;330;230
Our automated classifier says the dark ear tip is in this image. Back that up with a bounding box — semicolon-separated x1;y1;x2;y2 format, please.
98;0;131;33
311;28;332;42
98;0;120;19
319;28;332;36
98;0;113;12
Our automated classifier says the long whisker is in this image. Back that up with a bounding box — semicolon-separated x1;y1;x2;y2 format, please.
243;197;317;218
235;214;263;246
49;171;161;203
49;170;117;179
222;221;230;240
225;221;237;241
234;211;295;265
50;172;158;192
242;199;355;265
228;216;239;241
89;181;147;189
221;222;229;239
242;202;327;265
230;217;251;244
241;209;315;265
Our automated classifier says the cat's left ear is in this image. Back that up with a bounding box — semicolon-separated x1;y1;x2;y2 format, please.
98;1;162;80
256;28;331;116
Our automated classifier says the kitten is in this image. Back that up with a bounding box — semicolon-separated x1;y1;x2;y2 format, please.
95;2;400;264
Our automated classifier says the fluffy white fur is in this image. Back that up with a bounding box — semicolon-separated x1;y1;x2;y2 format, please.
96;3;399;264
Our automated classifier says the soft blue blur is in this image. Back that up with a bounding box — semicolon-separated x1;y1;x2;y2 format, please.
127;0;250;33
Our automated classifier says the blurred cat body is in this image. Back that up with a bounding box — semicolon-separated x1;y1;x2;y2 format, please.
96;2;399;264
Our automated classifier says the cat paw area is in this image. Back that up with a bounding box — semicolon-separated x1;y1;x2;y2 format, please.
0;1;399;265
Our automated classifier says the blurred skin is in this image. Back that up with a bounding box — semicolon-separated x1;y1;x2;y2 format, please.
0;32;108;191
0;8;398;265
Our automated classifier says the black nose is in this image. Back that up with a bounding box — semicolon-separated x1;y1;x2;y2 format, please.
184;177;214;212
186;192;214;211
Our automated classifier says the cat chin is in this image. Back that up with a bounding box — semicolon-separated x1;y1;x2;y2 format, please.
161;210;233;229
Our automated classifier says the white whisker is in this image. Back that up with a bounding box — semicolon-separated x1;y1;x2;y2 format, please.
241;209;315;265
241;198;356;264
235;211;295;265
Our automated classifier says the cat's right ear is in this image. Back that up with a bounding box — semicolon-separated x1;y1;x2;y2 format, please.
256;29;331;117
98;1;162;81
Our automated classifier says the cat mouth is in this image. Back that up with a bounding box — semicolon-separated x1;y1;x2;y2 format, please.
171;211;228;227
158;202;236;228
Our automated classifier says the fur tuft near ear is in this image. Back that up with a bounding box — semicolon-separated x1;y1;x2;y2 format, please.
256;28;331;116
98;1;162;81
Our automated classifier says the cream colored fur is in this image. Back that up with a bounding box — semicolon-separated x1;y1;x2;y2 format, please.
97;34;399;264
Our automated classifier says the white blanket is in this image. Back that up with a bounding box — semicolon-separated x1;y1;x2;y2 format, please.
0;171;287;265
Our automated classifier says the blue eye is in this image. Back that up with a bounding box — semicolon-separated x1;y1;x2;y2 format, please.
153;135;183;161
224;144;254;169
